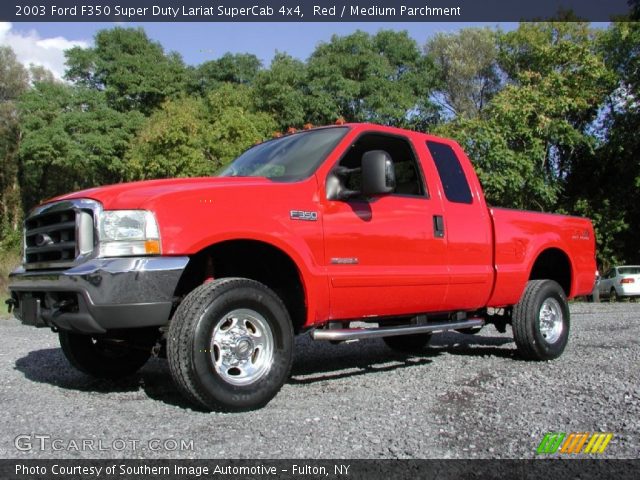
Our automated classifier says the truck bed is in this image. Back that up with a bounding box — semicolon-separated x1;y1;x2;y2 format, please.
488;207;597;307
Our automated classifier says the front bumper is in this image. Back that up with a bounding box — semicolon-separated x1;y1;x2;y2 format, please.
9;256;189;334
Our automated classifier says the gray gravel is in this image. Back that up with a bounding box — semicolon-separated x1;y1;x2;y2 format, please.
1;302;638;459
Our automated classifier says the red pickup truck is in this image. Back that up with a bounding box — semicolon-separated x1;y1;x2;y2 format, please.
8;123;596;411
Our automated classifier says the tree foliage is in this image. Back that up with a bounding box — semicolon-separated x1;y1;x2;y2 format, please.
18;81;144;206
307;30;438;126
438;23;614;215
127;84;276;179
190;53;261;95
253;52;308;129
426;27;501;119
65;27;187;114
568;21;640;266
0;47;28;247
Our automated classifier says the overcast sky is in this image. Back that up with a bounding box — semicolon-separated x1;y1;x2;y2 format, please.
0;21;521;79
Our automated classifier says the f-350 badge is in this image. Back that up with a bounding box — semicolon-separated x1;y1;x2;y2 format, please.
290;210;318;221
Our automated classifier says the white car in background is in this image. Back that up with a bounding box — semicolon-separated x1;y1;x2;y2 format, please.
598;266;640;301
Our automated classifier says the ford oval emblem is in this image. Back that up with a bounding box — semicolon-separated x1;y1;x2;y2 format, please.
34;233;54;247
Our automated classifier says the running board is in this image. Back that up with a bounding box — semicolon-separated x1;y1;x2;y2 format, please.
310;318;484;342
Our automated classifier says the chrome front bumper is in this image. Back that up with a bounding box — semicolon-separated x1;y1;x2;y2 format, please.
8;256;189;334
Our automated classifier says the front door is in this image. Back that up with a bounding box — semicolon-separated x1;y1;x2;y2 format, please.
321;132;449;321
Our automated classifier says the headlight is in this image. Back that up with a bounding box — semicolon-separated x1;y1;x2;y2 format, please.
98;210;161;257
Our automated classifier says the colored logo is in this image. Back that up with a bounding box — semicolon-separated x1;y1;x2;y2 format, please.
536;432;613;454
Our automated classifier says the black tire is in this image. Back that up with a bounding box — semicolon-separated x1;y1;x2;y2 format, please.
383;333;432;353
512;280;570;361
59;331;151;379
167;278;293;412
610;288;618;302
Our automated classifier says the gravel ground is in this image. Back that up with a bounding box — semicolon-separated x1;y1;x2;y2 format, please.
0;302;638;459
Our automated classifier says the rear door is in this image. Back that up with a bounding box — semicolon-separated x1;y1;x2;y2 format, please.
423;139;494;311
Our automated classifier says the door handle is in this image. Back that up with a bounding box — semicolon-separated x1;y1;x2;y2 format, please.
433;215;445;238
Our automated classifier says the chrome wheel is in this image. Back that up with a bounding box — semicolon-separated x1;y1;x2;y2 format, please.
210;308;274;386
538;298;564;344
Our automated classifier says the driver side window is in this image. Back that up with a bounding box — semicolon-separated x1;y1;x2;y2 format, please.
337;133;426;198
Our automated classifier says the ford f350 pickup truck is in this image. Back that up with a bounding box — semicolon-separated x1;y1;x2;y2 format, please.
8;123;596;411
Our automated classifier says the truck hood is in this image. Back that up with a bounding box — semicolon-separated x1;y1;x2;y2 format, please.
47;177;276;210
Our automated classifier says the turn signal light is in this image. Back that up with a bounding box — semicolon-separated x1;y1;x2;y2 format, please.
144;240;161;255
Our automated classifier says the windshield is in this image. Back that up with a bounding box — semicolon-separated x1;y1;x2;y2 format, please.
219;127;349;181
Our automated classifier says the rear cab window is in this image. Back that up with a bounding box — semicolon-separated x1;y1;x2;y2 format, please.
426;141;472;204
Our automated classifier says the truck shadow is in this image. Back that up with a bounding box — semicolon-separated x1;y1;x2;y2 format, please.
429;331;516;359
13;348;200;410
288;333;515;384
14;332;514;408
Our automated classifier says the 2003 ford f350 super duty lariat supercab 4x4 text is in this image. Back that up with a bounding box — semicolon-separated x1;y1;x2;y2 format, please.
8;123;597;411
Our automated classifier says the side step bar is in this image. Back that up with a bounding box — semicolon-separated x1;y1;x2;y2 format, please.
310;318;484;342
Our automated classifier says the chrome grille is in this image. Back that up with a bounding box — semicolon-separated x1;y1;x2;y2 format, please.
23;199;99;270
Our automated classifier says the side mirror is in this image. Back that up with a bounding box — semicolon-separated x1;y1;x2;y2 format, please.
326;167;360;201
362;150;395;196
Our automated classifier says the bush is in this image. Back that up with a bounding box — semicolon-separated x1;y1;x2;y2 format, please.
0;247;21;303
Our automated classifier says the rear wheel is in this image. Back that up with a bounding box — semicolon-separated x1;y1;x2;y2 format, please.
512;280;570;361
610;288;618;302
59;331;152;379
167;278;293;412
383;333;432;353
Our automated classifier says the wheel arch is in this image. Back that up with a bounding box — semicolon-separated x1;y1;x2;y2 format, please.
528;247;573;297
173;239;310;333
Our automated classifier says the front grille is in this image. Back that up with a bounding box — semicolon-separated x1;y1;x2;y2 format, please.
23;200;98;270
25;210;77;265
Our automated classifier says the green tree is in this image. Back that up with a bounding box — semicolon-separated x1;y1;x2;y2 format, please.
204;84;276;164
425;27;501;119
127;96;212;179
565;21;640;266
0;47;29;247
253;52;308;129
127;83;276;179
438;22;614;213
306;30;438;127
190;53;261;94
18;81;144;208
65;27;187;114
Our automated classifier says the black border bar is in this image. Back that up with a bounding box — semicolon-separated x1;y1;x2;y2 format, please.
2;0;634;22
2;459;639;480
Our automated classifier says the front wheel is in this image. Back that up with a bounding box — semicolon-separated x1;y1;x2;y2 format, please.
512;280;570;361
59;331;152;379
167;278;293;412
